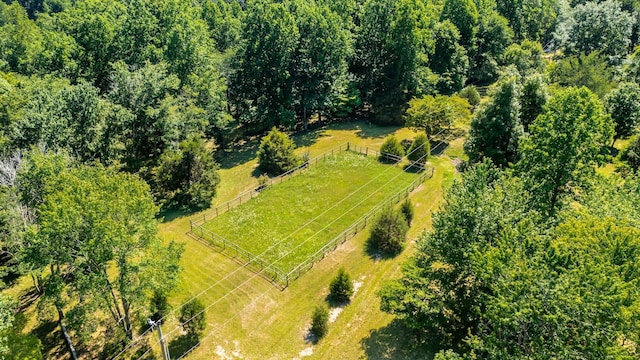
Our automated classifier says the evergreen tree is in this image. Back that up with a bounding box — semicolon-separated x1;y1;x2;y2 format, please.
465;77;523;167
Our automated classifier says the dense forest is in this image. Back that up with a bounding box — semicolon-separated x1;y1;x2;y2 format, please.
2;0;640;358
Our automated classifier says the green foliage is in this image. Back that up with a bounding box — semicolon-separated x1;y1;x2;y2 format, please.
458;86;480;107
519;74;548;132
407;133;430;166
149;291;169;323
379;135;405;160
378;161;512;347
355;0;433;124
623;136;640;171
434;350;464;360
548;52;614;99
440;0;478;47
503;40;545;76
153;135;220;210
556;0;633;60
367;206;409;255
622;46;640;83
230;1;299;130
257;128;301;175
0;312;43;360
605;82;640;143
465;77;523;167
329;267;354;303
517;87;614;215
381;158;640;357
430;21;469;94
469;11;514;84
400;198;414;225
495;0;557;41
405;95;471;139
180;299;206;338
15;148;70;210
26;164;184;339
292;2;351;129
310;304;329;340
201;0;243;52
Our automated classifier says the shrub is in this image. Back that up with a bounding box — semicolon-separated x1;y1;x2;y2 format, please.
368;206;409;255
329;268;354;303
311;305;329;340
407;133;430;165
179;299;206;338
400;198;414;226
624;136;640;171
379;135;405;162
257;127;301;175
459;86;481;107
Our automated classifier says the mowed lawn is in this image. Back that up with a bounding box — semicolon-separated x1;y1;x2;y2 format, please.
200;150;419;272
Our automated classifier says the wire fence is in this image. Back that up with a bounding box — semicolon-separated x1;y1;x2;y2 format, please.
190;143;351;228
188;143;433;289
285;169;431;284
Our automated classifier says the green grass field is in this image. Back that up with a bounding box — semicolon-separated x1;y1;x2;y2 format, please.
199;150;419;273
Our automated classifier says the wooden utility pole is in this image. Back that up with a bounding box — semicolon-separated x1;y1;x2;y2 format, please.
147;319;170;360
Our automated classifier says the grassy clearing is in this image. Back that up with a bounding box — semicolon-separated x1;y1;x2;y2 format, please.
4;121;457;360
200;151;419;272
137;123;460;360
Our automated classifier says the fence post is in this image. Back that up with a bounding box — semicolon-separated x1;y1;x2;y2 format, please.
203;214;206;223
190;220;193;232
347;142;350;151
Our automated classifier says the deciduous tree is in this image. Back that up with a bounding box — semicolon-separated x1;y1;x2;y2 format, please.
516;87;614;215
605;82;640;145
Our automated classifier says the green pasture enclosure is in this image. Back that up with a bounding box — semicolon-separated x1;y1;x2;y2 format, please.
193;150;423;283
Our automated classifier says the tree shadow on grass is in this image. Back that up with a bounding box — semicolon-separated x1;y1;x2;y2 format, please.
168;333;200;359
361;319;434;360
430;139;450;156
32;320;68;360
215;138;261;169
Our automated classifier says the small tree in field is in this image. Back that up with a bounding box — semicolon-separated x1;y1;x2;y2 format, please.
368;206;409;255
311;305;329;340
407;133;430;165
400;198;414;226
329;268;354;303
257;127;301;175
179;299;206;339
379;135;404;161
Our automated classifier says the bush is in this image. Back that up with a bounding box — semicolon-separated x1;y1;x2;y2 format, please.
459;85;481;107
400;198;414;226
311;305;329;340
624;136;640;171
329;268;354;303
407;133;430;165
257;127;301;175
379;135;405;162
179;299;206;338
368;206;409;255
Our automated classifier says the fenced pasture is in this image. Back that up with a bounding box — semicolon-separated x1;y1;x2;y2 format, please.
190;148;429;287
